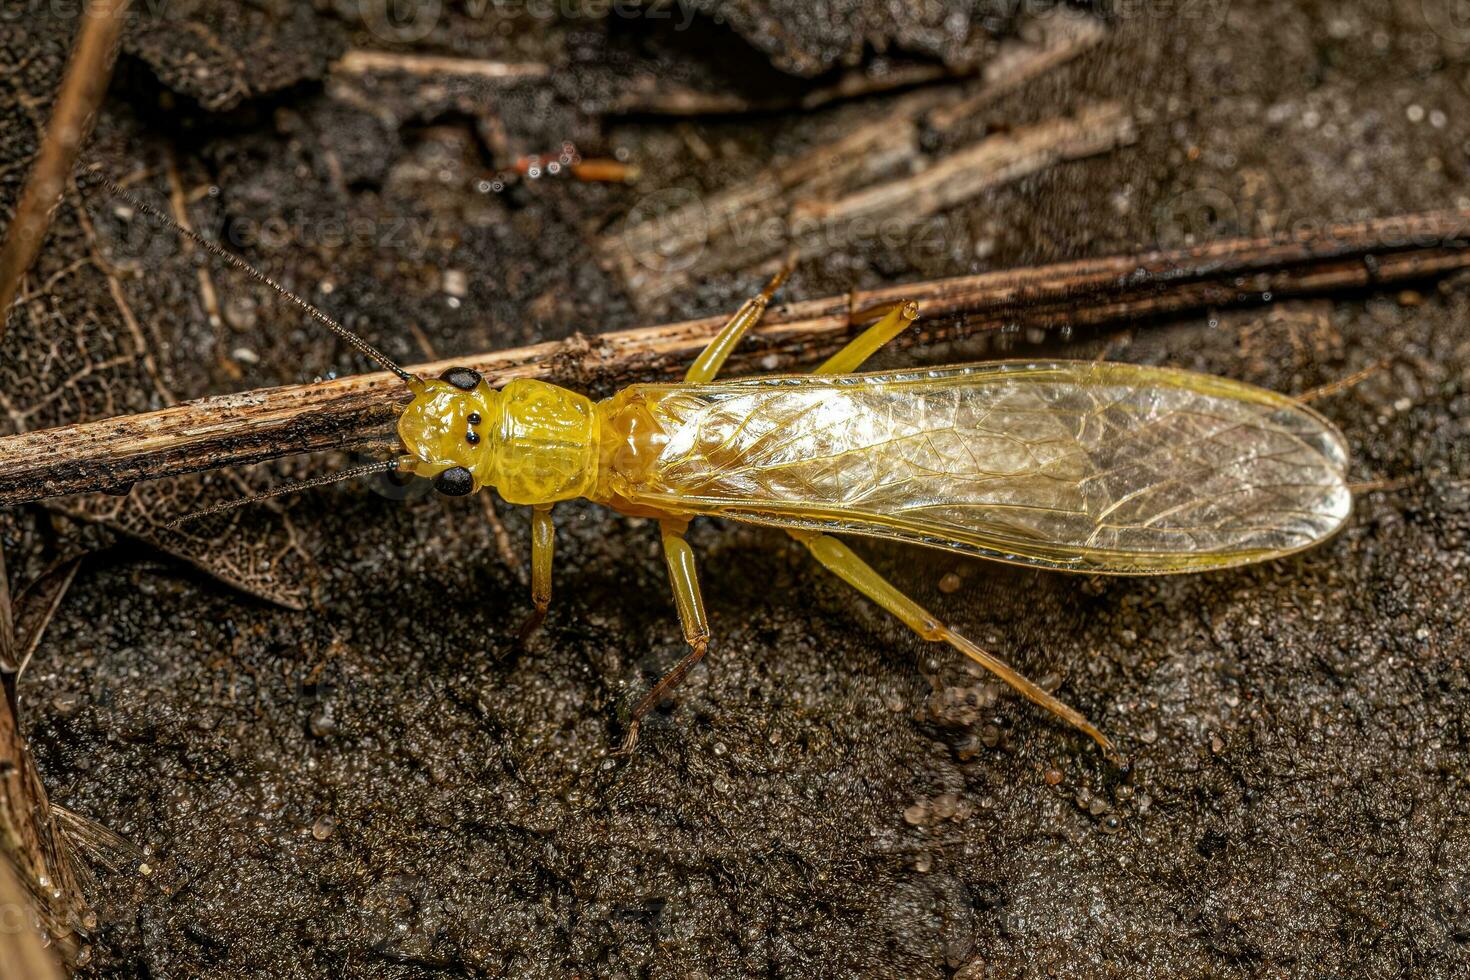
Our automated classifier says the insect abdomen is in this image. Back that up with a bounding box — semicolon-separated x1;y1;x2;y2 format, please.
595;364;1352;574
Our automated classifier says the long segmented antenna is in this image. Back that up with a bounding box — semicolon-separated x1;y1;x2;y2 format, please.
164;460;403;530
80;167;419;386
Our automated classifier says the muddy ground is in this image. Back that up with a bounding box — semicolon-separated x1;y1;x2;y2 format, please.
3;1;1470;977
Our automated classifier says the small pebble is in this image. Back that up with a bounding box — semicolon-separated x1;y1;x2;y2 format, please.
312;815;338;841
938;572;962;594
1044;768;1063;786
903;803;929;825
955;959;987;980
223;294;258;330
443;269;468;297
932;793;958;820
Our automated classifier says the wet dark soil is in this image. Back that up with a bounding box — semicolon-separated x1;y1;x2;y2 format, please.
3;1;1470;977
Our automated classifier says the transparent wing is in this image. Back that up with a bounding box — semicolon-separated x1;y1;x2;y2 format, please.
610;361;1352;574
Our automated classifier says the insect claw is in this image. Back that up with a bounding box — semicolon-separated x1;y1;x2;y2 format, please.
760;253;797;303
515;609;547;645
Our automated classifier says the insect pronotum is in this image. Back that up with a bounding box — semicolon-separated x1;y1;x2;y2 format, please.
94;173;1352;762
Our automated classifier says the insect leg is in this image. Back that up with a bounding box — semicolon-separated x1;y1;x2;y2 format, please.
616;518;712;754
813;300;919;375
683;263;793;383
790;530;1120;763
518;505;555;641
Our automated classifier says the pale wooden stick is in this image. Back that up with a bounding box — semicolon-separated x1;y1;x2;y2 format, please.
332;50;549;80
1;209;1469;506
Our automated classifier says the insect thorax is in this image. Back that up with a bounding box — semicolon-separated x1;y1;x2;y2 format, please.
489;379;599;504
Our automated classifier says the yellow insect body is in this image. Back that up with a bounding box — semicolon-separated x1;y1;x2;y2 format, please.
390;285;1352;760
400;362;1350;574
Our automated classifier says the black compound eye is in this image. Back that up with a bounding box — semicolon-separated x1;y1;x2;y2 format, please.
466;412;482;425
440;367;482;391
433;466;475;496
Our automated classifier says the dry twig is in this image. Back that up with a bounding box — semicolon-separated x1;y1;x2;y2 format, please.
1;209;1468;507
600;13;1111;304
0;0;131;343
331;50;549;81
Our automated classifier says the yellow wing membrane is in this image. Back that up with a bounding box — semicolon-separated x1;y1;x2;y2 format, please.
602;361;1352;574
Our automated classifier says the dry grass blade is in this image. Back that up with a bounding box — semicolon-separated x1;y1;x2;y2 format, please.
0;0;131;343
12;560;82;686
0;4;132;969
0;208;1467;507
0;653;85;966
